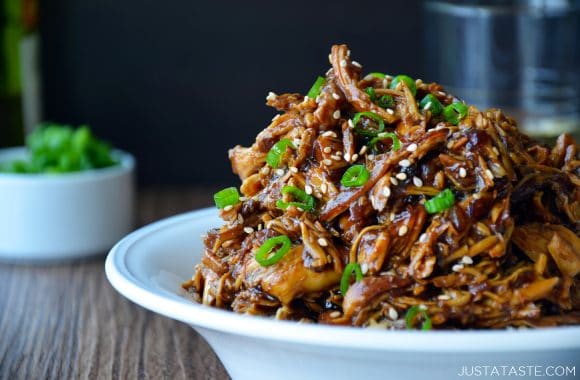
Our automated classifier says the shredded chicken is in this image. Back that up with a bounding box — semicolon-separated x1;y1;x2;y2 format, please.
183;44;580;329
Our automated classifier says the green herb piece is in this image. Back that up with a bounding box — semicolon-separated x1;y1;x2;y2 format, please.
405;306;432;330
255;235;292;266
276;185;315;212
389;74;417;96
266;139;296;168
424;188;455;214
341;165;370;187
340;262;363;295
213;187;240;209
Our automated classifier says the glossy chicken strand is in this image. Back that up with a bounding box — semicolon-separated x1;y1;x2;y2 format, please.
183;44;580;329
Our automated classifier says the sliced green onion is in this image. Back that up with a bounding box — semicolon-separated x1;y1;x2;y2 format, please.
352;112;385;137
369;132;401;153
389;74;416;96
368;72;386;79
405;306;432;330
443;102;468;125
419;94;443;116
365;87;376;102
307;76;325;99
341;165;370;187
340;262;363;295
255;235;292;266
424;188;455;214
214;187;240;209
377;94;394;108
266;139;296;168
276;185;315;212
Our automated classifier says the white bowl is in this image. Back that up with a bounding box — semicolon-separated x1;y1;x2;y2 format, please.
0;147;135;262
105;208;580;380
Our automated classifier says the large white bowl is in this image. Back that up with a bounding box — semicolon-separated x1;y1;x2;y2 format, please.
0;147;135;262
105;208;580;380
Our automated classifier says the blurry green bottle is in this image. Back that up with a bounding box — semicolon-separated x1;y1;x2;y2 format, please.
0;0;41;147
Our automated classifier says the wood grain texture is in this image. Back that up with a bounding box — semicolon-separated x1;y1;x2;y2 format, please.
0;187;230;380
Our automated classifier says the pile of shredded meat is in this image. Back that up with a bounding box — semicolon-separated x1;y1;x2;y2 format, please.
183;44;580;329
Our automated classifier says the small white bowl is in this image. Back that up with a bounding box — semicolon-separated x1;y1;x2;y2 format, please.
0;147;135;263
105;209;580;380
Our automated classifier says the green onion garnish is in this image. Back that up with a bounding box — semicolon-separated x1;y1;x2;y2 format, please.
276;185;315;212
424;188;455;214
214;187;240;209
352;112;385;137
405;305;432;330
419;94;443;116
368;72;386;79
340;262;363;295
389;74;416;96
365;87;376;102
307;76;325;99
266;139;296;168
443;102;468;125
255;235;292;266
341;165;370;187
369;132;401;153
377;94;394;108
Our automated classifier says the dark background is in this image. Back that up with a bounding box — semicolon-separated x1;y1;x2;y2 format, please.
39;0;424;185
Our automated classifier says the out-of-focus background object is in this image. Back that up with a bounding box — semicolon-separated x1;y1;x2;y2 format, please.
0;0;42;147
425;0;580;142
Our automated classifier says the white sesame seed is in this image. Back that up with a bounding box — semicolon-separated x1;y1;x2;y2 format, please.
461;256;474;265
389;212;395;221
261;166;270;175
437;91;446;96
272;114;280;121
329;311;341;318
223;205;233;211
266;91;277;101
243;227;254;234
322;131;337;138
390;177;399;186
359;145;368;155
388;308;399;320
360;263;369;275
367;154;375;160
328;54;332;63
485;169;494;180
398;225;408;236
418;304;428;311
297;207;304;212
315;95;320;103
276;169;285;176
413;176;423;187
318;237;328;247
452;263;464;272
419;233;428;243
257;224;263;231
459;167;467;178
336;151;343;156
386;108;394;115
332;93;340;100
323;159;333;166
352;60;362;68
289;166;298;173
344;153;351;162
382;78;388;88
399;159;411;167
237;214;244;223
331;155;341;161
340;59;347;67
492;147;499;155
348;119;354;128
333;110;341;119
423;102;432;111
406;143;417;152
438;294;451;301
305;185;313;195
303;95;310;101
382;187;391;197
395;172;407;180
239;196;247;201
320;183;328;194
323;146;332;153
346;49;351;57
351;153;359;162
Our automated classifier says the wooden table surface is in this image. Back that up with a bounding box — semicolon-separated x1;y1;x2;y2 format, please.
0;187;230;380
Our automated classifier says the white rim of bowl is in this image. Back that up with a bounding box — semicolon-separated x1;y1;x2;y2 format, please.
105;208;580;353
0;147;135;183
